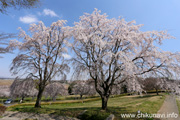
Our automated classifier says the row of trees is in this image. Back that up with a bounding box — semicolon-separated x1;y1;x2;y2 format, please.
6;77;180;102
142;77;180;95
9;77;68;101
9;78;96;101
69;79;96;98
2;9;180;110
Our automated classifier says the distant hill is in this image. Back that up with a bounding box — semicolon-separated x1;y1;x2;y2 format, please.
0;77;15;80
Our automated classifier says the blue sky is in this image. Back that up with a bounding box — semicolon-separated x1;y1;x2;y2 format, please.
1;0;180;78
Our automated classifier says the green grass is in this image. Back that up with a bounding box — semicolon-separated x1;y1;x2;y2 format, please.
176;97;180;114
23;118;38;120
9;94;165;120
0;94;101;104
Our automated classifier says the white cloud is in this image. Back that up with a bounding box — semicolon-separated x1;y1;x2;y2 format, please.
19;15;38;24
62;54;71;59
42;9;59;17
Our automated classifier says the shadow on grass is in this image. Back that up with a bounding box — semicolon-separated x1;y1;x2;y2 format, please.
10;106;158;120
12;107;126;115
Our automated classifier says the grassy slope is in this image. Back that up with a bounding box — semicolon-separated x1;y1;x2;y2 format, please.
9;94;165;119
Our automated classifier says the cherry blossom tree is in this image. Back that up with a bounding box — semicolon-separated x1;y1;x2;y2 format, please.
126;77;143;94
10;20;71;107
71;9;180;110
86;79;97;96
44;82;68;101
72;80;96;99
0;85;10;97
111;83;121;95
142;77;180;95
112;77;144;95
68;81;77;95
10;77;38;101
165;79;180;94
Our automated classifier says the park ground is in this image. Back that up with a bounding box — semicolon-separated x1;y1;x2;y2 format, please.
0;79;180;119
1;93;177;120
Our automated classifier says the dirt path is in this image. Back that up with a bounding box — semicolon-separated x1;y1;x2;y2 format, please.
0;111;79;120
157;94;179;120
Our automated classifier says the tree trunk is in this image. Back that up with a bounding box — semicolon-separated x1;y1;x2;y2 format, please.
156;89;159;95
32;96;34;100
80;95;83;99
35;87;44;108
52;96;56;101
21;96;24;101
101;96;109;110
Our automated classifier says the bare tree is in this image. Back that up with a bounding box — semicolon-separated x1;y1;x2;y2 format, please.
0;0;40;14
143;77;166;95
71;9;180;110
10;77;38;101
10;20;71;107
44;82;68;101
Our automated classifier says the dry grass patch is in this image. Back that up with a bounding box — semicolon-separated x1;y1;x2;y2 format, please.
0;80;13;86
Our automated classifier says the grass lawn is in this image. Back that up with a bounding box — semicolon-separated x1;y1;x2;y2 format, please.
176;96;180;114
0;94;101;103
8;93;165;120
